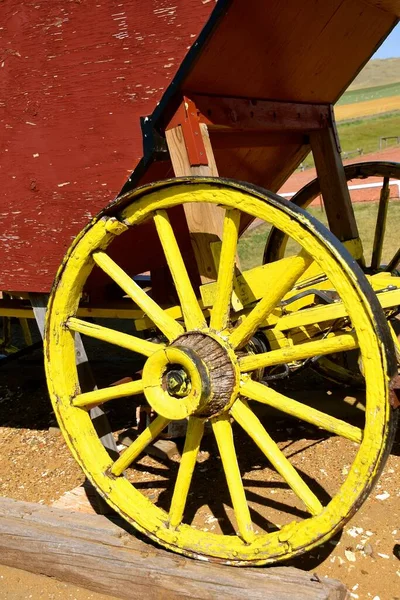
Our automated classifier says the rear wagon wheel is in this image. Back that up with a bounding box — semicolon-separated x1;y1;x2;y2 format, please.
45;177;395;565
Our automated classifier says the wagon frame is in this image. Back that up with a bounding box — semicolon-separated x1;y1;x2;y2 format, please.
1;0;400;566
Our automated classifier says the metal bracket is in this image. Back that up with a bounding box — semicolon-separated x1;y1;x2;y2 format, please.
140;116;168;162
165;96;209;166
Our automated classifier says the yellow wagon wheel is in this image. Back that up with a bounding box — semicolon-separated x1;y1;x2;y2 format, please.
45;178;396;565
263;161;400;386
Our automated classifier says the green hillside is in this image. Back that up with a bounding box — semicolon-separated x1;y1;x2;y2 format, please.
338;81;400;105
347;58;400;91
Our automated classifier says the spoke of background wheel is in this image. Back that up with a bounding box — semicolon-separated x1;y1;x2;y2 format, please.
67;317;163;356
229;250;312;349
111;415;170;476
210;208;241;331
211;413;254;543
241;378;362;443
385;246;400;273
371;177;390;271
154;210;206;331
388;321;400;362
239;331;358;372
169;417;205;529
73;379;144;409
92;251;184;341
231;398;323;515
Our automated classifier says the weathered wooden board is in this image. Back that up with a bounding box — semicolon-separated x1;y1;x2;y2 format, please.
0;497;348;600
183;0;397;102
310;128;359;242
1;0;398;294
0;0;214;293
179;0;398;206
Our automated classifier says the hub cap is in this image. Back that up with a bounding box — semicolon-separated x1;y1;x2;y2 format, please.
142;332;239;420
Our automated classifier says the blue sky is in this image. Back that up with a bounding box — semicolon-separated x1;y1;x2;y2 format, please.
372;22;400;59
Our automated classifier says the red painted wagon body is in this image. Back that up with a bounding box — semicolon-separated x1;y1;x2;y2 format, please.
1;0;399;297
2;0;400;569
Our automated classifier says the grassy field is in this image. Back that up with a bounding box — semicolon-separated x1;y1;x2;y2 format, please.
238;201;400;271
336;112;400;151
335;59;400;122
301;112;400;169
338;81;400;105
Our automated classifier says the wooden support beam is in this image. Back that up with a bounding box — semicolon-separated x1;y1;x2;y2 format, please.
166;121;224;282
309;127;359;242
191;94;332;133
0;497;349;600
210;129;305;149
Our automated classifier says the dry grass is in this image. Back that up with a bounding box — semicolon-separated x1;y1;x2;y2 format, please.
335;96;400;121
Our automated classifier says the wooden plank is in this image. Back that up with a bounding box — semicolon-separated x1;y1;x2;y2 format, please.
309;128;359;242
183;0;396;103
193;95;332;132
362;0;400;16
166;123;224;282
210;130;305;149
0;0;215;293
2;0;397;293
0;497;349;600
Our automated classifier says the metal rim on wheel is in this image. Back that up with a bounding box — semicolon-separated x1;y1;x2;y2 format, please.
45;177;395;565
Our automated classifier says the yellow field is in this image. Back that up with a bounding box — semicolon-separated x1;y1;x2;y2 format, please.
335;95;400;121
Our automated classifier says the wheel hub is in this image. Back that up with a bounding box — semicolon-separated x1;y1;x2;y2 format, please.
142;331;239;420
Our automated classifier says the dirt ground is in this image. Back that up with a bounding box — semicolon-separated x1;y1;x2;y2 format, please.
0;326;399;600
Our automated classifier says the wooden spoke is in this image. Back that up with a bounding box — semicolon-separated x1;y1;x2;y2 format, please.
154;210;206;331
73;379;144;409
385;247;400;273
92;251;184;341
210;209;241;331
67;318;163;356
169;417;205;529
111;415;170;476
371;177;390;271
239;332;358;372
211;413;254;543
241;379;362;443
231;399;323;515
388;321;400;362
229;250;312;349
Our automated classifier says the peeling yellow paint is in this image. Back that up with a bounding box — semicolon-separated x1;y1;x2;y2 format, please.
45;178;393;565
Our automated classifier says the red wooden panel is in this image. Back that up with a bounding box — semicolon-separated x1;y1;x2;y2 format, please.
0;0;214;292
1;0;398;295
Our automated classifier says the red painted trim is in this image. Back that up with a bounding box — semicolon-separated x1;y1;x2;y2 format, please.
165;97;209;166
